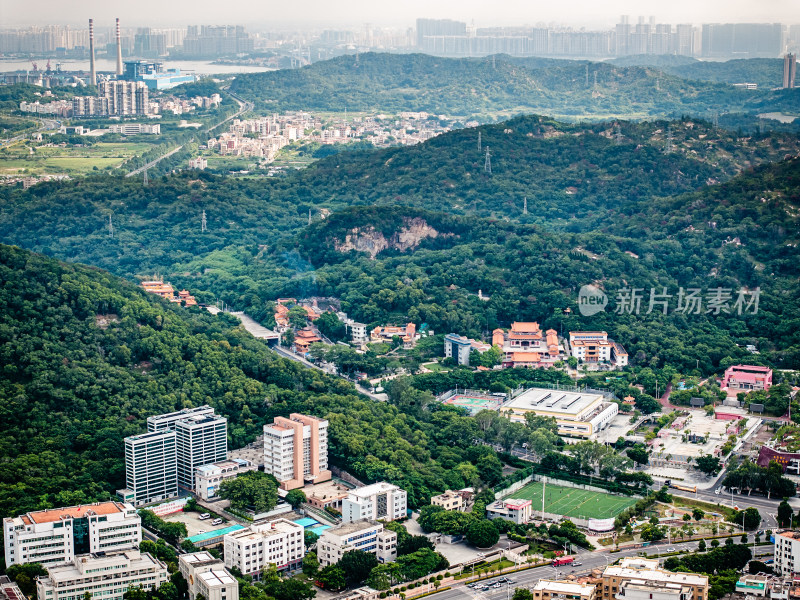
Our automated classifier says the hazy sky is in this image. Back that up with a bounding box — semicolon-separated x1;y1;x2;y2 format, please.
2;0;799;29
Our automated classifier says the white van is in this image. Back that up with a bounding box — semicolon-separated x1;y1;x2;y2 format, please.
198;513;211;520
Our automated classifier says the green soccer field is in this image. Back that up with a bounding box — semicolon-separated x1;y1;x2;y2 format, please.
506;481;636;520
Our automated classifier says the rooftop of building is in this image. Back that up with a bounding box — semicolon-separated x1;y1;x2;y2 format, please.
726;364;772;373
533;579;597;594
147;405;214;422
13;501;128;525
43;551;162;582
226;520;301;541
569;331;608;337
604;563;708;587
622;580;691;592
198;570;236;588
188;524;245;544
180;551;221;566
321;519;383;537
349;481;402;498
503;387;605;416
196;459;251;474
126;430;176;442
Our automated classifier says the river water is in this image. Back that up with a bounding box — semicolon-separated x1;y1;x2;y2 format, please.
0;57;271;76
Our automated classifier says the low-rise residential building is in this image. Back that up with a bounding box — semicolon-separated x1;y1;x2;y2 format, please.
4;502;141;567
430;490;465;512
317;520;397;568
601;558;709;600
223;519;304;577
722;365;773;392
735;575;768;597
569;332;628;367
194;459;257;501
179;552;239;600
486;498;532;524
774;531;800;576
35;550;168;600
108;123;161;135
533;579;597;600
342;482;407;523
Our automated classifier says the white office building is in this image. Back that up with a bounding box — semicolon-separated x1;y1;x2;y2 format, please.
263;414;330;490
223;519;304;577
4;502;141;568
341;482;407;523
178;552;239;600
317;520;397;568
123;430;178;506
175;414;228;490
195;459;256;501
36;550;167;600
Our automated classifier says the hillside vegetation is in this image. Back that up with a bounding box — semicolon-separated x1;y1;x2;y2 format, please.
230;52;800;120
0;243;566;517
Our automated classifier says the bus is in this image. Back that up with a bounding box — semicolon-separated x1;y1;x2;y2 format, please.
669;483;697;493
553;557;574;566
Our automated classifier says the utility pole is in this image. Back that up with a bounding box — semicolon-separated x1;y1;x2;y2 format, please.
201;210;207;233
541;476;546;521
108;214;114;238
484;147;491;175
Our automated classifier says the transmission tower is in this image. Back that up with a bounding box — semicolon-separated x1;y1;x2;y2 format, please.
665;126;673;154
492;55;496;70
712;112;719;129
142;165;149;186
484;147;492;175
593;71;598;90
308;208;312;225
523;196;528;215
477;131;481;152
585;64;589;87
201;210;207;233
656;77;660;91
615;123;622;145
108;214;114;238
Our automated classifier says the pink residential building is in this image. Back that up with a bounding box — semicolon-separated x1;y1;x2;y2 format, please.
721;365;773;392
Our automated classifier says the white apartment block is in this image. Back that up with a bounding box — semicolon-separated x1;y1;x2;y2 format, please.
178;552;239;600
342;482;407;523
123;430;178;506
317;520;397;568
4;502;141;568
617;580;693;600
263;414;330;490
36;550;167;600
774;531;800;575
174;414;228;490
195;459;256;501
223;519;304;577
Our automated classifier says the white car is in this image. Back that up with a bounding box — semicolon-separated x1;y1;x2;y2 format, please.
211;518;224;526
714;488;722;495
198;513;211;520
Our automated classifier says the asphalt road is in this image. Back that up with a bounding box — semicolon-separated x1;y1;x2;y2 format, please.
428;537;772;600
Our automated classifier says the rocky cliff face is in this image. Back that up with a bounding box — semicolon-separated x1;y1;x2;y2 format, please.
333;217;446;258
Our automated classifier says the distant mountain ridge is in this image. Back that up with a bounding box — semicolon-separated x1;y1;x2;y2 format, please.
230;52;800;120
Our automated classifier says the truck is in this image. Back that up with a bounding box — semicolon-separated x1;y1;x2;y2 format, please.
553;557;574;567
669;483;697;493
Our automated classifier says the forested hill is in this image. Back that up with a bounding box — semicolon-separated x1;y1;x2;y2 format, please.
230;52;800;120
0;243;523;517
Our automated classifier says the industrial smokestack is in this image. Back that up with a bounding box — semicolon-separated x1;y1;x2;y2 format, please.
115;18;123;76
88;19;96;86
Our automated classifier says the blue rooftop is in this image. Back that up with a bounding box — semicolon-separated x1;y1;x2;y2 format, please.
294;517;319;528
188;524;244;544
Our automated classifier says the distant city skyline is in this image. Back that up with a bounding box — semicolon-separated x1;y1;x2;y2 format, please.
1;0;799;29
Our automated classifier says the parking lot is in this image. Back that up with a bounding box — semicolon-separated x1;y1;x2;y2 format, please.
163;509;232;537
